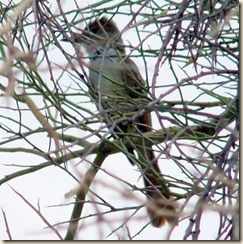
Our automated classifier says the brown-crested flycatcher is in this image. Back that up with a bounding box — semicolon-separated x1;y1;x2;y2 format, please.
66;16;178;227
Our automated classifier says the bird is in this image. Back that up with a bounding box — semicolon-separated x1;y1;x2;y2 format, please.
65;16;178;227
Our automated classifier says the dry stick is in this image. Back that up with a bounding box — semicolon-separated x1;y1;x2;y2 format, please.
19;92;60;146
0;0;32;37
0;110;234;187
65;152;106;240
1;94;236;186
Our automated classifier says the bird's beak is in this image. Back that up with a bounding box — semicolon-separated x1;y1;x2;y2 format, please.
61;32;85;43
61;31;101;45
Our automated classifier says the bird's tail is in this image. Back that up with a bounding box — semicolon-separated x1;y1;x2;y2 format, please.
139;147;178;227
120;113;178;227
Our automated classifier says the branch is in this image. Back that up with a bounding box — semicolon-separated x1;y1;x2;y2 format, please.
8;185;63;240
18;92;60;146
64;152;107;240
0;97;235;186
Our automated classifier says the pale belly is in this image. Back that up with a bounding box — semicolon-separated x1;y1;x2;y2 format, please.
89;57;126;97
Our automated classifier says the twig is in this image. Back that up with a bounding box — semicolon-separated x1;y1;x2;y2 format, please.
64;151;106;240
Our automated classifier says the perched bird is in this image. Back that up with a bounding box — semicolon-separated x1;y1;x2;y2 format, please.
66;16;178;227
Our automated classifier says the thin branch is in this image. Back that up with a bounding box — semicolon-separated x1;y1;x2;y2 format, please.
64;151;107;240
1;207;12;240
8;185;63;240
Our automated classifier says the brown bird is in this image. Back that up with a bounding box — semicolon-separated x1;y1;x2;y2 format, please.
66;16;178;227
